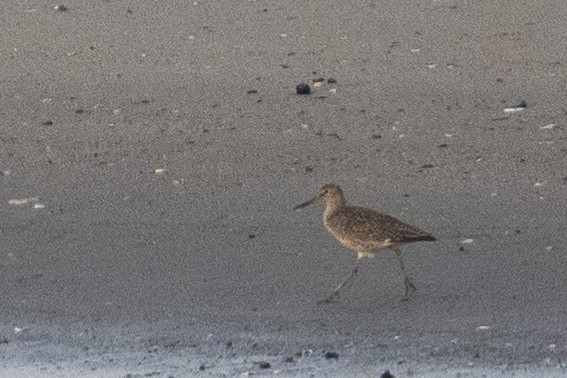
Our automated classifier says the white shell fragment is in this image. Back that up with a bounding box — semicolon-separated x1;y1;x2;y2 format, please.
476;325;490;331
503;107;524;113
461;239;474;245
540;124;555;130
8;197;39;206
503;101;527;113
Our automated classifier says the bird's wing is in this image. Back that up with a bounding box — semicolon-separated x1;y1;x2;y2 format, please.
337;206;432;243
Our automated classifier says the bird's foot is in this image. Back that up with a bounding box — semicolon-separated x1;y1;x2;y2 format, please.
317;291;340;304
402;277;417;301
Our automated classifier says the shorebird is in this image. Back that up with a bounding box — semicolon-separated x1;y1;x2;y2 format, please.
294;184;435;303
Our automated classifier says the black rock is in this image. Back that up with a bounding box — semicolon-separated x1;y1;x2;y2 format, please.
258;362;271;369
324;351;339;360
296;83;311;95
381;370;395;378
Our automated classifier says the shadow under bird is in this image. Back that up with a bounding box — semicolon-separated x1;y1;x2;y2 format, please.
294;184;436;303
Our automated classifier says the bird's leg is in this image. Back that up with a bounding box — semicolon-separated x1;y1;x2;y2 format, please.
318;257;360;304
394;247;416;300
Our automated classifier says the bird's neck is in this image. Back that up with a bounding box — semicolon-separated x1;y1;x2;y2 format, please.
323;199;346;220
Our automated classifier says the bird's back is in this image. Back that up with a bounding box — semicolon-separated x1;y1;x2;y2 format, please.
324;205;435;251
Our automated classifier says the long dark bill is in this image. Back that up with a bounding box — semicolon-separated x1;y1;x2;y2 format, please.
293;197;315;210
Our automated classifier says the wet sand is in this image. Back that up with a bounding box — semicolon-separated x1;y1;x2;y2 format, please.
1;1;567;376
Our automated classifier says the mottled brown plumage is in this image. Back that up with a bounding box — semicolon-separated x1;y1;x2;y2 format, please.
294;184;435;302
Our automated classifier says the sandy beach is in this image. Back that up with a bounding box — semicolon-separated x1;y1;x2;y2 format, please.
1;1;567;376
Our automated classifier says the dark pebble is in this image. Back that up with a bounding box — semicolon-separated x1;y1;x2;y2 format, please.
324;351;339;360
198;364;206;371
327;78;337;84
296;83;311;95
247;89;258;94
313;77;325;83
42;120;53;126
248;234;256;239
259;362;271;369
381;370;395;378
55;5;68;11
516;100;527;108
420;164;435;169
284;357;294;363
437;144;448;148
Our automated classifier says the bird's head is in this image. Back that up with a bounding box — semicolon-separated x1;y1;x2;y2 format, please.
294;183;345;209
